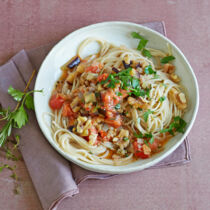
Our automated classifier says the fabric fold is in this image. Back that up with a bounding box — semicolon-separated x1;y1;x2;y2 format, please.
0;59;79;210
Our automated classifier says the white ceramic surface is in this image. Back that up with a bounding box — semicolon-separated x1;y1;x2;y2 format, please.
34;21;199;174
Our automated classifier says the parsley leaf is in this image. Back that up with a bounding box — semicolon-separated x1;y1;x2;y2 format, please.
116;92;122;96
123;137;129;141
115;104;121;110
134;132;143;138
142;48;152;58
12;106;28;128
25;94;34;110
8;86;24;102
144;133;153;138
0;121;12;146
131;78;140;89
131;32;152;59
134;132;154;144
137;39;148;51
143;109;154;122
160;56;175;64
173;116;187;133
160;116;187;135
131;32;145;40
144;65;156;75
159;96;166;102
149;136;154;144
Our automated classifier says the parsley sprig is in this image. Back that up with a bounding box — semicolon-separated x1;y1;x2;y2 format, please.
131;32;152;58
160;116;187;135
0;70;42;146
100;67;150;98
160;56;175;64
134;132;154;144
143;109;154;122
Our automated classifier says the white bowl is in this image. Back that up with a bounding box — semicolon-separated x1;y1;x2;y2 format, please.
34;21;199;174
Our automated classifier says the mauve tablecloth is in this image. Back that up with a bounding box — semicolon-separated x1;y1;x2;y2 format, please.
0;21;190;210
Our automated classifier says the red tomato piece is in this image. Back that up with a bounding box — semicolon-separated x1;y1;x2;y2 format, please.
97;73;109;82
62;103;75;117
101;89;120;111
99;130;107;138
119;89;128;98
49;94;65;110
85;66;99;73
104;115;122;128
148;139;159;152
133;141;149;159
135;151;149;159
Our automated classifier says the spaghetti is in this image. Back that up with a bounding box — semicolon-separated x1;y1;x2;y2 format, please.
48;35;187;165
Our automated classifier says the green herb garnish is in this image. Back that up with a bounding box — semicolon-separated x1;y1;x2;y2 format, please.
137;39;148;51
0;72;42;146
134;132;143;138
131;32;152;58
160;56;175;64
100;67;150;98
134;132;154;145
142;48;152;58
159;96;166;102
115;103;121;110
95;92;100;98
131;32;145;39
149;136;154;144
116;92;122;96
143;109;154;122
160;116;187;135
123;137;129;141
144;65;156;75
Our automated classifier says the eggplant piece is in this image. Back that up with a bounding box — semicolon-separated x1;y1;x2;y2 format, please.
112;67;120;73
136;62;142;68
68;126;74;132
98;108;106;116
68;56;81;69
123;60;133;69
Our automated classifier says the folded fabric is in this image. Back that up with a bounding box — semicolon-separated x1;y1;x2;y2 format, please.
0;21;190;210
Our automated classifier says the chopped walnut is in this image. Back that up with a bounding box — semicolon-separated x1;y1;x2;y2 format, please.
128;97;149;109
168;88;187;110
163;63;175;74
169;73;181;83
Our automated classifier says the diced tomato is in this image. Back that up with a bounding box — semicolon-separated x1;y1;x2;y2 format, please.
104;115;122;128
135;150;149;159
49;94;65;110
101;89;120;111
97;73;109;82
85;66;99;73
148;139;159;152
99;130;107;138
119;89;128;98
62;103;75;117
133;141;149;159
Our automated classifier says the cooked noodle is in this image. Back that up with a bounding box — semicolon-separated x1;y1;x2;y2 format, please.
48;37;187;165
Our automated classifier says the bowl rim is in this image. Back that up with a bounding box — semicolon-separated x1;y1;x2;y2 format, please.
34;21;199;174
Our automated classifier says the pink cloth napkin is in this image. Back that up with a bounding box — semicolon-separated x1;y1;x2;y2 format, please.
0;21;190;210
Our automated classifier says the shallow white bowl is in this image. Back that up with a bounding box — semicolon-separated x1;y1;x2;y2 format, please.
34;21;199;174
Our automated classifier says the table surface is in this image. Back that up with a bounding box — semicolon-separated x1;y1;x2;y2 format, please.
0;0;210;210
